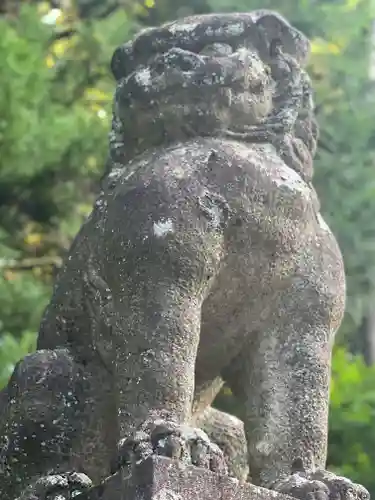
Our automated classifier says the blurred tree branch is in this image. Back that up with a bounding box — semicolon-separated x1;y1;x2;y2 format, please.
0;256;62;270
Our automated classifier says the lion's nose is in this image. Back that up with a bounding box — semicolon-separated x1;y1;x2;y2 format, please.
152;48;205;74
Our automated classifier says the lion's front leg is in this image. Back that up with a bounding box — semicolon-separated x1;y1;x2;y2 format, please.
104;182;230;475
225;229;369;500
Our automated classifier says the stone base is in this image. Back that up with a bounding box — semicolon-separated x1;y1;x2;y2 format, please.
78;456;292;500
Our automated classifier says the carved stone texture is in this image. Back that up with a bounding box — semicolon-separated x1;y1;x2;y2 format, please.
78;456;292;500
0;9;370;500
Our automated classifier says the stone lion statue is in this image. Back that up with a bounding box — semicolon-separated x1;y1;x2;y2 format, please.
0;10;369;500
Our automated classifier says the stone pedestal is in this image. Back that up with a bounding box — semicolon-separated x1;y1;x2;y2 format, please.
78;456;292;500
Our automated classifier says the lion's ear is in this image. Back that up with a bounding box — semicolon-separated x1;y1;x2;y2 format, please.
253;11;310;65
111;42;134;81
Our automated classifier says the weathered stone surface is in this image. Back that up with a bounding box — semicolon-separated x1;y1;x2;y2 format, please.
0;9;370;500
78;456;290;500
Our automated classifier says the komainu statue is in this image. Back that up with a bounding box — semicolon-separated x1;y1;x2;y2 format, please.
0;10;370;500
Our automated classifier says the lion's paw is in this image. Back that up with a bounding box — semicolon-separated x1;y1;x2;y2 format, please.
16;472;92;500
272;462;369;500
111;419;227;475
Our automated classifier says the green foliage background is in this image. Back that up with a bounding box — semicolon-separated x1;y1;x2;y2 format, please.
1;0;375;495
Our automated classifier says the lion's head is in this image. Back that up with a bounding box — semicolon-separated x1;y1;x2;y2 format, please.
108;11;312;168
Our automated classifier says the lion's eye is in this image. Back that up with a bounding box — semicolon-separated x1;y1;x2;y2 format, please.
200;43;233;57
